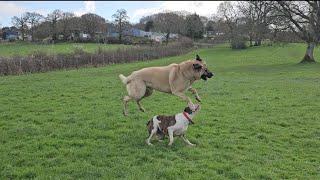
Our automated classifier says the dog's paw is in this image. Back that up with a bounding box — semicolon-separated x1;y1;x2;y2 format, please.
188;143;196;147
146;141;153;146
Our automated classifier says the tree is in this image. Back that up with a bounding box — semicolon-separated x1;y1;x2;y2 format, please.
276;1;320;63
58;12;75;41
152;12;186;44
80;13;107;41
238;1;275;46
25;12;43;41
11;14;29;41
145;20;154;32
217;1;247;49
112;9;129;43
33;21;51;40
46;9;63;41
217;1;239;42
185;13;204;39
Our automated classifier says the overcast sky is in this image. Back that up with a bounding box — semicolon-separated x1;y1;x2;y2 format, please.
0;1;222;27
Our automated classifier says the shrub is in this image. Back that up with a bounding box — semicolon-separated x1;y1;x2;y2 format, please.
231;36;247;49
0;38;194;76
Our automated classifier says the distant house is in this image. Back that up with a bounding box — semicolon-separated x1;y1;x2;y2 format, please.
150;32;166;42
123;28;148;37
2;27;19;41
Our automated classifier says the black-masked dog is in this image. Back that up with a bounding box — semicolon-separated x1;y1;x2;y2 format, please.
119;55;214;116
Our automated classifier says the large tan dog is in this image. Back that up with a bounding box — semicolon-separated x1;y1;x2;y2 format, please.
119;55;214;116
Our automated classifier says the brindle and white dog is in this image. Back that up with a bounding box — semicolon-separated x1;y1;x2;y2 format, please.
146;104;200;146
119;55;213;116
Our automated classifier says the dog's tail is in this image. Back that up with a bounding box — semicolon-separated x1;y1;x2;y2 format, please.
119;74;128;84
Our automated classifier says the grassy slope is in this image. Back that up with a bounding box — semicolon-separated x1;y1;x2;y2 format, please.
0;42;130;57
0;43;319;179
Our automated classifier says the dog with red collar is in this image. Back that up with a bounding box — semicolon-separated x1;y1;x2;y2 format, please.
146;104;200;146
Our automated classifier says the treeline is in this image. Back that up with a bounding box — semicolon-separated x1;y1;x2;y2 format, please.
2;1;320;62
8;10;110;43
214;1;319;63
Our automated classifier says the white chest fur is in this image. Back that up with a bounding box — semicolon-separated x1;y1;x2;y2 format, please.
171;113;190;136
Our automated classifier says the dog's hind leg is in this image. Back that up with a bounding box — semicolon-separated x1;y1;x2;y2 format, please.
123;95;132;116
124;80;146;116
136;87;153;112
137;100;145;112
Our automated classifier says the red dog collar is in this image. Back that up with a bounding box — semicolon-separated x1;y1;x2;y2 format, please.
183;112;194;124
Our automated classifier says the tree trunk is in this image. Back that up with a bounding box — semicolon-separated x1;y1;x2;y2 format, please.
249;36;253;47
301;42;316;63
166;32;170;45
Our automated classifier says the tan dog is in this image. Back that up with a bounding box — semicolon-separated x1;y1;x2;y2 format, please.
119;55;214;116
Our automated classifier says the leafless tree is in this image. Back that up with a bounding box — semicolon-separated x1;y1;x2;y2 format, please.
80;13;107;41
11;14;29;41
25;12;43;41
276;1;320;63
238;1;275;46
46;9;63;41
112;9;129;43
217;1;239;42
57;12;75;41
152;12;186;44
185;13;204;40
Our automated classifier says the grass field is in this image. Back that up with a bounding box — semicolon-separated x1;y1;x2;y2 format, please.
0;42;130;57
0;43;319;179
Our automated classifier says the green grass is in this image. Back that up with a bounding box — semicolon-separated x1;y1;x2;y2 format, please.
0;42;130;57
0;43;319;179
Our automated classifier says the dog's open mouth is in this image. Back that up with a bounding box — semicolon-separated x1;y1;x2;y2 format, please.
201;72;214;81
201;74;207;81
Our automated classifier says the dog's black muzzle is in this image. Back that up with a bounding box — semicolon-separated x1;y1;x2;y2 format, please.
201;71;214;81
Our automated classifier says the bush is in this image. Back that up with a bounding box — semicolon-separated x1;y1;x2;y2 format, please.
0;38;194;76
231;36;247;49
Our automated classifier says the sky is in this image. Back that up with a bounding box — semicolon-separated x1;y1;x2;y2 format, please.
0;1;222;27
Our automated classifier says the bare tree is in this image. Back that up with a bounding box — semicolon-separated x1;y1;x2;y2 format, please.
185;13;204;40
25;12;43;41
217;1;239;42
11;14;29;41
80;13;106;41
57;12;75;41
152;12;186;44
46;9;63;41
276;1;320;63
238;1;275;46
112;9;129;43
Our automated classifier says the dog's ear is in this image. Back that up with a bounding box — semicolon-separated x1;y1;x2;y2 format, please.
184;107;193;114
196;54;202;61
193;63;202;71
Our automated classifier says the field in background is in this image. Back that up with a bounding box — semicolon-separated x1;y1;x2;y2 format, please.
0;42;131;57
0;43;319;179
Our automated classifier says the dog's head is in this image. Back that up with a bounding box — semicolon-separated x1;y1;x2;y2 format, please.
184;103;201;114
192;54;214;81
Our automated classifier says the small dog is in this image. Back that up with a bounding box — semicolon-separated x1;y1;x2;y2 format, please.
146;104;200;146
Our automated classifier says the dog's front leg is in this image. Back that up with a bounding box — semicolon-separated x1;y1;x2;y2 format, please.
146;128;157;146
168;128;174;146
188;86;201;102
172;91;193;105
182;134;195;146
